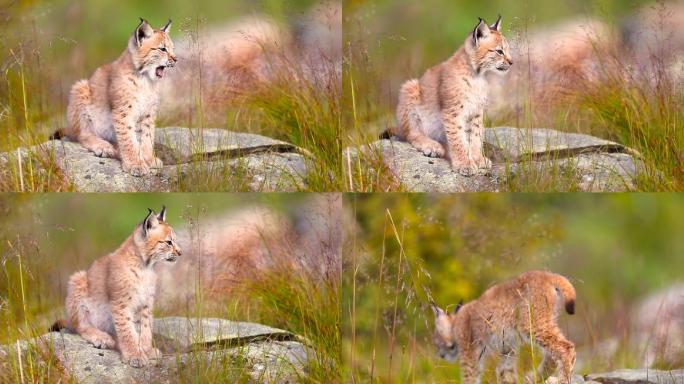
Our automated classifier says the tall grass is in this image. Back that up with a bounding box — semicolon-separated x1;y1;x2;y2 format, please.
0;1;342;192
343;0;684;192
0;198;341;383
574;45;683;191
344;194;684;383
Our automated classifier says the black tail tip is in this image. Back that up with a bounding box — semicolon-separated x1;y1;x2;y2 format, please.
379;130;392;140
48;130;63;141
565;300;575;315
48;321;64;333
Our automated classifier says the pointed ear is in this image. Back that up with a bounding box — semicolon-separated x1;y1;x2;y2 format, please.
157;205;167;222
454;299;464;314
472;18;491;47
161;19;172;33
490;15;502;32
431;300;445;317
142;208;159;237
135;18;154;47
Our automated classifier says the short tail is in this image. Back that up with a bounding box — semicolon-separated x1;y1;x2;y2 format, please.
49;319;68;332
552;274;577;315
49;129;64;140
379;127;395;140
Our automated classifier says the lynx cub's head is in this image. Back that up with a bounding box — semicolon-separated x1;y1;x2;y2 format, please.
468;16;513;75
430;300;462;362
135;206;182;265
129;18;178;81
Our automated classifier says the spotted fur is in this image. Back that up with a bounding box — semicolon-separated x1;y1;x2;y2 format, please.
63;19;177;177
431;270;577;384
57;207;182;368
393;16;513;176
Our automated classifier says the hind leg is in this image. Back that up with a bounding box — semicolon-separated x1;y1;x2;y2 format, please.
396;80;445;158
65;271;116;349
534;327;576;384
66;80;118;159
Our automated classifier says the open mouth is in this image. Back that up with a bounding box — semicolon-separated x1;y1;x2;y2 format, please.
155;66;166;78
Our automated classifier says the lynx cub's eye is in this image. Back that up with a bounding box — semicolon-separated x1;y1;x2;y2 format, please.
496;49;504;55
165;240;173;245
158;47;167;52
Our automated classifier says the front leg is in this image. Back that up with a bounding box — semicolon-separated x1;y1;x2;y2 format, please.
139;303;161;360
113;107;150;177
443;111;478;176
459;346;483;384
138;112;163;169
496;351;518;384
468;112;491;171
111;299;148;367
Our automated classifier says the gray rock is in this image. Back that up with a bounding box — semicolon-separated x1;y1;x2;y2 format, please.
585;369;684;383
484;127;635;162
346;139;502;193
0;127;308;192
153;317;298;351
350;127;642;192
1;317;313;383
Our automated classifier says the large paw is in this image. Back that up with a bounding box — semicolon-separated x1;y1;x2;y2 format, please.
90;142;118;158
123;351;150;368
145;347;163;360
146;156;164;169
414;140;445;158
456;166;479;177
122;161;150;177
477;156;492;170
452;159;479;176
88;334;116;349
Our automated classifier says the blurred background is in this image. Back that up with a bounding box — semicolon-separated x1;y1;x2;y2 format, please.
0;193;341;380
344;194;684;382
0;0;343;191
344;0;684;191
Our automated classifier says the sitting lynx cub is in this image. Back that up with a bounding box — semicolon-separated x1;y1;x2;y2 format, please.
392;16;513;176
431;270;576;384
52;207;182;367
62;18;177;176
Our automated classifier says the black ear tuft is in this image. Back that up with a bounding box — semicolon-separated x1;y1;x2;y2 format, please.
454;299;464;313
161;19;172;33
472;18;490;46
430;300;444;317
135;18;154;47
491;15;502;32
142;208;155;237
157;205;167;222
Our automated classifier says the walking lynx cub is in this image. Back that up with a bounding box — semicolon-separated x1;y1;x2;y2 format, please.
53;207;182;367
62;18;177;177
392;16;513;176
431;271;576;384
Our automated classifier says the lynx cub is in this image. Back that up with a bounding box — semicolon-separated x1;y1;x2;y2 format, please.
63;19;177;177
393;16;513;176
54;207;182;367
431;270;576;384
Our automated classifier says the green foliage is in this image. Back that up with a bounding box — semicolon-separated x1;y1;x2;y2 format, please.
0;194;340;383
344;0;684;191
0;0;340;192
344;194;684;382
